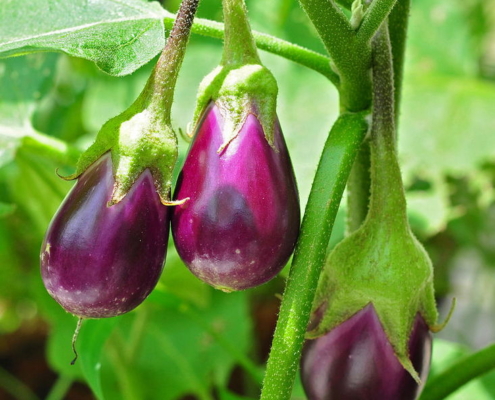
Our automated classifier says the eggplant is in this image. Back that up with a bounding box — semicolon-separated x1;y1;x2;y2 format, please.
171;103;300;291
40;154;169;318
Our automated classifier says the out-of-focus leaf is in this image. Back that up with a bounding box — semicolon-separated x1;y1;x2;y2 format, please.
0;54;57;167
400;75;495;178
158;247;212;309
0;0;167;76
218;388;256;400
0;203;15;218
78;318;120;400
407;0;478;77
398;0;495;238
10;153;72;236
101;290;252;400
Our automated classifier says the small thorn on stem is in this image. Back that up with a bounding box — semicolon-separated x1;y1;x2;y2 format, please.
70;317;83;365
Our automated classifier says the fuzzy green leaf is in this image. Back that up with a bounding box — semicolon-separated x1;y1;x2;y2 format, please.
0;0;167;76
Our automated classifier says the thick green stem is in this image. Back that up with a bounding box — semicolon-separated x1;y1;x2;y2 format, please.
346;139;371;233
420;343;495;400
347;0;409;233
163;15;340;84
388;0;411;127
221;0;260;66
297;0;373;111
260;112;369;400
143;0;200;123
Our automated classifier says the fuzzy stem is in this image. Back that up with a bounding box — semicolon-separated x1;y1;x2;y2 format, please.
356;0;398;45
260;112;369;400
420;343;495;400
367;22;408;226
143;0;200;123
346;139;371;233
298;0;373;112
388;0;411;128
221;0;260;66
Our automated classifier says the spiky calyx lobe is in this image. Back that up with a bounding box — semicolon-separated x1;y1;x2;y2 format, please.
191;64;278;153
65;101;179;206
63;0;200;206
189;0;278;152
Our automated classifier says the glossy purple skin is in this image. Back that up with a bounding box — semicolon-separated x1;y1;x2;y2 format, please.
40;155;169;318
171;104;300;291
300;305;432;400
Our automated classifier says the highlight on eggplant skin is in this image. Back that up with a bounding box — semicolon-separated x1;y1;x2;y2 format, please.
40;154;169;318
171;103;300;291
300;304;432;400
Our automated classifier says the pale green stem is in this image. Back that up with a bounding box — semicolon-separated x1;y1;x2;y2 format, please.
420;343;495;400
367;22;408;226
163;15;340;84
46;375;73;400
221;0;260;66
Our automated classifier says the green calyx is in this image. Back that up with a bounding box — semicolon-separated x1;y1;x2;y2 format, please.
62;99;181;206
309;215;438;382
61;0;200;206
309;115;439;383
191;63;278;151
188;0;278;151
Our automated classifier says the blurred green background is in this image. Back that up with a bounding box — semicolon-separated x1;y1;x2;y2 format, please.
1;0;495;399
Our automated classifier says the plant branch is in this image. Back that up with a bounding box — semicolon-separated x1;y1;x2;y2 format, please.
420;343;495;400
163;15;340;84
356;0;398;45
260;112;369;400
346;139;371;233
21;130;81;166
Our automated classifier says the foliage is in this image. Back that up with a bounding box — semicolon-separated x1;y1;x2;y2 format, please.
0;0;495;399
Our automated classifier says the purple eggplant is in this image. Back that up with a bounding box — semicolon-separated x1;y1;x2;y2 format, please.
171;103;300;291
300;304;432;400
40;154;169;318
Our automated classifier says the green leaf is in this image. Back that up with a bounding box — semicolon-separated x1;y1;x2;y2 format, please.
0;202;15;218
101;290;252;400
0;54;57;167
79;318;120;400
0;0;167;76
218;388;256;400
